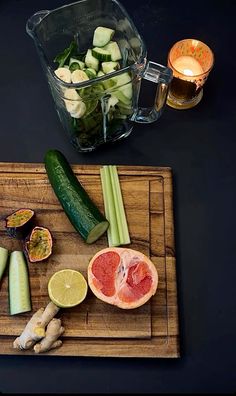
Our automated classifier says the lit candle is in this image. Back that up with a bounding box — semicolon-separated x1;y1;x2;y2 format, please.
167;38;214;109
172;56;204;79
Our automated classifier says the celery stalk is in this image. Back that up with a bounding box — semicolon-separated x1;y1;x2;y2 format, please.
100;165;130;246
109;166;130;245
100;168;112;246
100;167;120;246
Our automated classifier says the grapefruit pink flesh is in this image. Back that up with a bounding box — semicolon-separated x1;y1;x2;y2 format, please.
118;261;153;303
89;249;157;308
91;251;120;297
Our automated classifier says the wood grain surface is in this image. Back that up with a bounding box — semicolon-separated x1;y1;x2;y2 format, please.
0;163;179;357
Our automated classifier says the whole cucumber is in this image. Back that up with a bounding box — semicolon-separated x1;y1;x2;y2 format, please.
44;149;109;244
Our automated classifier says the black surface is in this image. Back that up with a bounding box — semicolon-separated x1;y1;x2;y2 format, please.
0;0;235;394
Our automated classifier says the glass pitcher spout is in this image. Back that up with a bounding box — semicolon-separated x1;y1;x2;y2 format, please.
26;10;50;38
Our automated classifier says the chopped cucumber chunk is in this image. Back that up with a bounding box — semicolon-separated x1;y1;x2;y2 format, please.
92;47;112;61
85;49;99;71
102;61;119;74
69;58;85;70
93;26;115;47
103;41;122;61
85;68;97;79
97;70;105;77
69;62;81;72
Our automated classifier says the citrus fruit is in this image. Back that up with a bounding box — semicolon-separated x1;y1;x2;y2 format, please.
48;269;88;308
25;226;52;262
87;247;158;309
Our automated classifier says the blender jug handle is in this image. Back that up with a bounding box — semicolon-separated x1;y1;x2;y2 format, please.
26;10;50;38
134;61;172;123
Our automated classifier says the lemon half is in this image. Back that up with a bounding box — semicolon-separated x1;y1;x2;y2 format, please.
48;269;88;308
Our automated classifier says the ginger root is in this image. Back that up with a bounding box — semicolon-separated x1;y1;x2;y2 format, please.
34;318;64;354
13;301;60;350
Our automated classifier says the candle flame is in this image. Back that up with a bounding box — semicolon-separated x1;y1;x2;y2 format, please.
183;68;194;76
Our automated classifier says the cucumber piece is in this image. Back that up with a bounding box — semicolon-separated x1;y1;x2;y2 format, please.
114;72;132;88
44;150;109;244
0;247;8;282
117;102;133;115
108;95;119;109
92;47;112;62
85;68;97;79
9;251;31;315
103;77;117;90
113;72;133;102
93;27;115;47
103;41;122;61
69;62;81;72
102;61;119;74
85;49;99;71
69;58;85;69
97;70;105;77
113;90;132;105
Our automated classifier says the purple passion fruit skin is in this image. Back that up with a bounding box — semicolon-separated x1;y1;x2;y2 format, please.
25;226;53;263
5;209;35;239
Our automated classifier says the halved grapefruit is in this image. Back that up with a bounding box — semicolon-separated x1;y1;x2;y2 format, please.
87;247;158;309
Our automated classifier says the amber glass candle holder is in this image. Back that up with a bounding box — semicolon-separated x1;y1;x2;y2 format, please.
167;39;214;109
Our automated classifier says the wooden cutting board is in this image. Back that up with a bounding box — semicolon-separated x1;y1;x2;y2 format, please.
0;163;179;358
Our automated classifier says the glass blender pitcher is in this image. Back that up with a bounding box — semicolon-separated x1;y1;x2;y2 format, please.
26;0;172;152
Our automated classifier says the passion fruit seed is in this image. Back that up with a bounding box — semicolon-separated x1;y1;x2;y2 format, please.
25;226;52;263
6;209;34;227
6;208;35;239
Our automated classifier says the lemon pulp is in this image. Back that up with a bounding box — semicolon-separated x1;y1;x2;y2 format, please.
48;269;88;308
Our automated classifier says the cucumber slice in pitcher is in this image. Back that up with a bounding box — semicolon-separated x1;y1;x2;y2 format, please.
103;41;122;61
102;61;120;74
85;49;99;71
92;47;112;62
93;27;115;47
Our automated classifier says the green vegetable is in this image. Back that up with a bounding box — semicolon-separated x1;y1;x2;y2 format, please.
92;47;112;61
53;27;133;146
100;165;130;247
0;247;9;282
44;150;109;244
85;49;99;71
93;26;115;47
69;57;85;70
9;251;31;315
84;68;97;79
54;41;77;67
103;41;122;61
101;61;120;74
69;62;81;72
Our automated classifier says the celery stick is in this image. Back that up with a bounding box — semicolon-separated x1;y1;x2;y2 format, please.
100;168;112;246
110;165;130;245
109;165;124;243
100;166;120;246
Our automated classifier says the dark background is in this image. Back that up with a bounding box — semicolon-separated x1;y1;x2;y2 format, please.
0;0;235;393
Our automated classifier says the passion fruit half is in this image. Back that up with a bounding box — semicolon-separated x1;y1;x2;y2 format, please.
5;208;35;239
25;226;53;263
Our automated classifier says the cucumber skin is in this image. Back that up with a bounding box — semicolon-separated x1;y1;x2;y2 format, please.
44;150;109;243
0;247;9;281
9;251;31;315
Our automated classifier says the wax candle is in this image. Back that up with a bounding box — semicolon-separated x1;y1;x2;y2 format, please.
167;39;214;109
172;56;204;79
